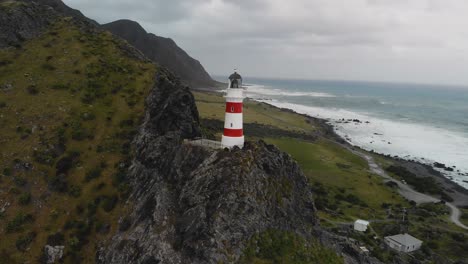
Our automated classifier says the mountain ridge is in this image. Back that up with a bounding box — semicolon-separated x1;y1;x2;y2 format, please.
102;19;217;88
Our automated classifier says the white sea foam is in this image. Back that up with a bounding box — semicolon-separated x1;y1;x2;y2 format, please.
245;84;336;98
257;100;468;190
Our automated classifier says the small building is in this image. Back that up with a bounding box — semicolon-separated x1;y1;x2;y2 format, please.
354;219;370;232
384;233;422;253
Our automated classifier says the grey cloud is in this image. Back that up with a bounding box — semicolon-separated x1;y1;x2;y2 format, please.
63;0;468;85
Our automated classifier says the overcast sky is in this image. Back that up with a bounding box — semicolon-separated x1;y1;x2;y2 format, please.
63;0;468;86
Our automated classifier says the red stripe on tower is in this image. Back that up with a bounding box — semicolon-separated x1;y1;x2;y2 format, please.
225;102;243;113
223;128;243;137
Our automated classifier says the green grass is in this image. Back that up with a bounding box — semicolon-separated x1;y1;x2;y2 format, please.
239;229;343;264
193;91;316;133
0;17;155;263
461;208;468;226
265;138;409;221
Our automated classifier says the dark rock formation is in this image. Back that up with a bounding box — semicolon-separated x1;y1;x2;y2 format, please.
102;19;216;88
98;69;318;263
0;0;97;48
0;0;59;48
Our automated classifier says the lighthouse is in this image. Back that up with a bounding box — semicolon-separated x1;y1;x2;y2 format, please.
221;71;245;148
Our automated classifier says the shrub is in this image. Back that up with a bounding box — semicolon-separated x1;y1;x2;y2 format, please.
0;60;12;67
451;233;465;242
68;236;80;251
13;177;27;187
55;152;80;176
85;167;102;182
3;167;12;176
426;240;439;249
101;195;118;212
71;122;94;141
15;232;36;252
48;174;68;192
0;101;6;108
47;232;65;246
68;185;82;198
26;85;39;95
6;212;34;233
41;63;56;71
18;192;31;205
87;201;98;217
386;165;442;194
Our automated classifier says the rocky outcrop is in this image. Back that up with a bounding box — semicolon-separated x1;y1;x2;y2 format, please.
44;245;65;264
102;20;216;88
0;0;59;48
0;0;98;48
98;69;318;263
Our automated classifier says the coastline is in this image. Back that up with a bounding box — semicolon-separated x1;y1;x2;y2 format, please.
247;97;468;207
194;87;468;206
251;97;468;230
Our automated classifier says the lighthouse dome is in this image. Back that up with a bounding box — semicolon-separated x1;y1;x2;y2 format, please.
228;71;242;88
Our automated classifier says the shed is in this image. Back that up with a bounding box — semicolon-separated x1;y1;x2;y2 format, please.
354;219;370;232
384;233;422;253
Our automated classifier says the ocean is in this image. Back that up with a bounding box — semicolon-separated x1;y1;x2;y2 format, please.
215;76;468;190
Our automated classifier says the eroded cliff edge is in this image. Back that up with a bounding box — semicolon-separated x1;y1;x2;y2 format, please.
98;69;319;263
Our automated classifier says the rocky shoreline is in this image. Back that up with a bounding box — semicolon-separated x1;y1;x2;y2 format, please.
259;100;468;207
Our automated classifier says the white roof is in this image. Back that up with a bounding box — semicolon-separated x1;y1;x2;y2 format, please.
385;233;422;246
355;219;370;225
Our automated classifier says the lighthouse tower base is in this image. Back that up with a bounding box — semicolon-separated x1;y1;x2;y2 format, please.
221;135;244;148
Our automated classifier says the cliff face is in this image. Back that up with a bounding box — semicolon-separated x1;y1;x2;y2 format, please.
0;0;97;48
0;0;58;48
98;69;318;263
102;20;216;88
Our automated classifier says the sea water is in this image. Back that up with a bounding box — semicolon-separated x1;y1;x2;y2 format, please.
215;76;468;189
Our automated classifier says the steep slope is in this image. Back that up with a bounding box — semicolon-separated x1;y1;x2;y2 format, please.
0;1;156;262
102;19;216;88
97;68;336;264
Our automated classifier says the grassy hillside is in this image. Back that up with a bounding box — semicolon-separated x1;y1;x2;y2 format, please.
0;17;156;263
193;90;468;263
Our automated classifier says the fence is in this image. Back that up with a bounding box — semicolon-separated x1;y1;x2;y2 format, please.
185;138;224;149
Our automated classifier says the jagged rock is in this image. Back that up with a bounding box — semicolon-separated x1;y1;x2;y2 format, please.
0;1;58;48
98;69;318;263
44;245;65;264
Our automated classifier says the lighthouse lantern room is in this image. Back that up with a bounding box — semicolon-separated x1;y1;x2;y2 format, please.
221;71;245;148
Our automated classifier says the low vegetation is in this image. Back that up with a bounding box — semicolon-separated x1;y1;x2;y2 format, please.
0;17;155;262
385;165;454;202
239;229;342;264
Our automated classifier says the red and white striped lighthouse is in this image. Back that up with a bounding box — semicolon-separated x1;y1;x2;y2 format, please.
221;71;245;148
